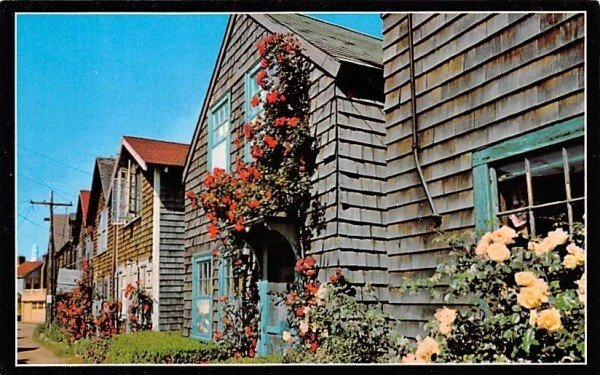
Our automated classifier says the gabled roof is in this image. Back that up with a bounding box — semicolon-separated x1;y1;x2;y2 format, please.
80;190;90;225
51;213;72;251
97;157;115;199
17;261;43;278
183;14;383;178
87;157;116;224
265;14;382;69
122;136;190;171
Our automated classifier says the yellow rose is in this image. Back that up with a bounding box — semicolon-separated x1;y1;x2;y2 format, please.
531;279;549;298
438;322;453;336
489;225;518;244
563;254;578;269
536;308;563;332
475;233;492;257
401;353;425;363
434;307;457;325
576;274;586;304
415;337;440;362
282;331;291;342
514;271;537;287
547;228;569;247
566;243;585;265
517;286;545;309
486;242;511;262
528;237;556;256
529;309;538;327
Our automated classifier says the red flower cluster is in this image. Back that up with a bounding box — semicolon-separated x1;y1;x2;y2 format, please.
295;256;317;278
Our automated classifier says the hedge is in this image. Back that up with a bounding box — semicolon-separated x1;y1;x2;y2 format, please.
105;331;225;364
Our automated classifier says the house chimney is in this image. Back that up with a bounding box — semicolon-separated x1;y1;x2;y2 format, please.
18;255;26;265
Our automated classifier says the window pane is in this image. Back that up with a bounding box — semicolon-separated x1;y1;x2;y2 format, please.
496;160;528;214
211;142;228;171
533;204;568;236
567;144;584;199
529;148;566;205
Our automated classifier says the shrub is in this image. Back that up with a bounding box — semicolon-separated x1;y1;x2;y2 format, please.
281;257;400;363
72;336;111;364
35;322;69;344
219;354;282;364
401;224;586;363
105;331;224;364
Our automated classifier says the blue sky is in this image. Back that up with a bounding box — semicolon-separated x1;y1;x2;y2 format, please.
16;13;382;259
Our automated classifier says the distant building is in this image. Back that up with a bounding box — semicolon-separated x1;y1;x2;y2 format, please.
18;260;46;323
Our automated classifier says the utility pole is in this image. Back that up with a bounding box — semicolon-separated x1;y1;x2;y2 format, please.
30;191;72;323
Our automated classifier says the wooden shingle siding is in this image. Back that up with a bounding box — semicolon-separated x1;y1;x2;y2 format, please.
183;14;389;335
158;169;185;331
382;12;584;336
117;171;153;265
91;192;114;291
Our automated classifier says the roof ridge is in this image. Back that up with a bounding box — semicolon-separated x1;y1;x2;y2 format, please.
277;13;383;42
123;135;190;147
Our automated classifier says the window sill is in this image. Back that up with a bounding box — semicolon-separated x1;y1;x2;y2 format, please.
123;215;142;229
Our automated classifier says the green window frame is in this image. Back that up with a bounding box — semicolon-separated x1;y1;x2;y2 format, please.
472;116;584;235
217;256;236;330
208;93;231;172
191;253;213;341
243;63;264;162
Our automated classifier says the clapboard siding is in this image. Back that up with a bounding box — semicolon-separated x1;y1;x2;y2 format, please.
382;12;585;337
159;168;185;331
117;171;153;265
183;14;387;336
91;191;114;293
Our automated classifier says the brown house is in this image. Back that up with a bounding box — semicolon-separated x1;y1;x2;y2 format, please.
183;14;386;353
107;135;189;331
87;157;117;303
18;260;46;323
381;12;584;336
72;190;92;267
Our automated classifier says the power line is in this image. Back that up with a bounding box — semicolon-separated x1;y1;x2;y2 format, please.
18;173;76;199
18;145;92;176
18;205;33;229
18;213;47;230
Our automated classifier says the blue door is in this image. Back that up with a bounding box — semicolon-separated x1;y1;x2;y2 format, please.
191;254;213;340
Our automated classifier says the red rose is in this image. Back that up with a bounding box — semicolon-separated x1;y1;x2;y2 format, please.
244;123;254;140
244;326;254;336
208;224;219;239
305;282;320;295
207;212;217;223
295;306;304;317
274;117;287;127
213;167;225;178
295;259;304;272
219;296;228;303
204;174;215;187
211;248;220;256
304;256;316;268
247;200;261;209
256;70;267;85
287;117;299;127
234;218;245;232
266;90;280;104
260;59;268;68
264;135;278;148
251;95;260;108
310;341;318;353
251;145;264;159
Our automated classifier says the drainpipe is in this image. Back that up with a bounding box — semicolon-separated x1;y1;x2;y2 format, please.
407;15;442;228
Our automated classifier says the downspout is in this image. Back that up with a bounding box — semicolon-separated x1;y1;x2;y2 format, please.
407;15;442;227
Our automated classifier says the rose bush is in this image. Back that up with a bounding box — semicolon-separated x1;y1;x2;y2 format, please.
185;32;315;359
281;257;401;363
401;223;586;363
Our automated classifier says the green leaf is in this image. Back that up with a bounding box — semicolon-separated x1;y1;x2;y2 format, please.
552;290;580;311
521;328;539;354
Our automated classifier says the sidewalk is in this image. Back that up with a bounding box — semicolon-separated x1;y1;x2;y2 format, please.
17;322;67;365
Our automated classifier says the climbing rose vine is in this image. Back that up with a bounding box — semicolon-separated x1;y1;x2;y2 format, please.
186;33;314;359
401;223;586;363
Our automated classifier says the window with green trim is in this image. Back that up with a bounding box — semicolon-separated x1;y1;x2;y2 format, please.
244;63;264;162
191;254;213;340
217;257;236;330
208;94;231;172
472;117;584;236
